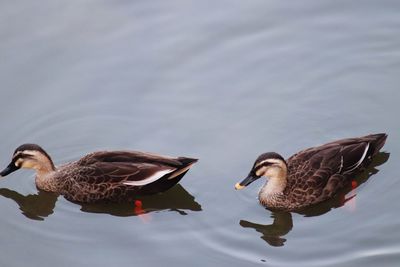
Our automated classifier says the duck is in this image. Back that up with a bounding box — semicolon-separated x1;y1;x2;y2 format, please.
235;133;387;211
0;144;197;203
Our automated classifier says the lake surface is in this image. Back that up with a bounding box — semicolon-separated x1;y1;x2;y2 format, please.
0;1;399;266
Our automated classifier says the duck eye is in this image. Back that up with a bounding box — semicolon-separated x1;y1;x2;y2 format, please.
254;164;267;174
13;153;33;161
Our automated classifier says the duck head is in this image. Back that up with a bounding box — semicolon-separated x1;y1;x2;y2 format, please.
235;152;288;190
0;144;55;177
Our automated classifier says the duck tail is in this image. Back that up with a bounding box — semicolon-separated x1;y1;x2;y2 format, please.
177;157;198;167
165;157;197;181
366;133;388;156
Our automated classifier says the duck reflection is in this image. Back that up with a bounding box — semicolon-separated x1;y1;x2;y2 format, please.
0;184;201;220
240;212;292;246
0;188;57;220
79;184;202;216
239;152;389;247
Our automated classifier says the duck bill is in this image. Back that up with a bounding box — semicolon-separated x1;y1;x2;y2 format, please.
0;162;19;177
235;174;260;190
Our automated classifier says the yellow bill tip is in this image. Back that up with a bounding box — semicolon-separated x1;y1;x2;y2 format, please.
235;183;245;190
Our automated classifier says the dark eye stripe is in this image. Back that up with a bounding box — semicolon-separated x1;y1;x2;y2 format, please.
13;153;34;161
254;162;273;172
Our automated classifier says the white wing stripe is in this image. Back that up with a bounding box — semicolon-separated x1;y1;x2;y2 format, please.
338;156;344;173
345;143;370;173
123;169;175;186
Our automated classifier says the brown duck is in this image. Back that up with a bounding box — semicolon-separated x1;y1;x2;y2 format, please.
235;133;387;211
0;144;197;203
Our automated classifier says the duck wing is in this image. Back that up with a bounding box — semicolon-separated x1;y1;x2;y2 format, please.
285;133;387;205
76;151;197;186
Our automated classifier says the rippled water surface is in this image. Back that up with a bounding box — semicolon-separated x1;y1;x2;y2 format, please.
0;1;399;266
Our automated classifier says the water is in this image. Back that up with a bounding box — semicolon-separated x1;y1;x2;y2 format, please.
0;1;399;266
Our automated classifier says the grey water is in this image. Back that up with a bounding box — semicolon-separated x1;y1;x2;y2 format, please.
0;1;399;266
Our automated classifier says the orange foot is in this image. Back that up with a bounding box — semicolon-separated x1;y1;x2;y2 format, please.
345;180;358;212
351;180;358;190
134;200;151;222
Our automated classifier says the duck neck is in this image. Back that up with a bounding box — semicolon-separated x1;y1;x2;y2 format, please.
34;159;57;192
36;164;55;178
260;167;288;197
34;156;55;177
